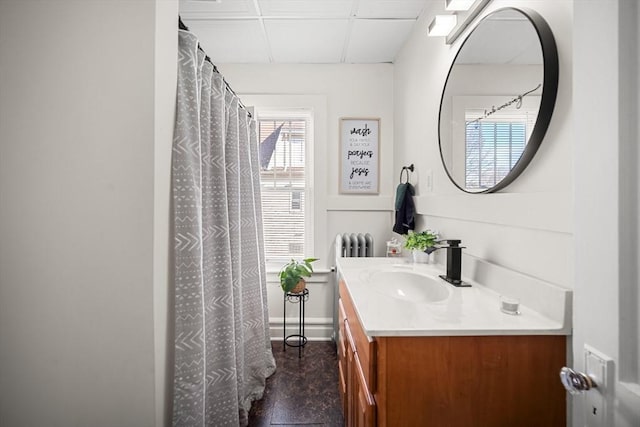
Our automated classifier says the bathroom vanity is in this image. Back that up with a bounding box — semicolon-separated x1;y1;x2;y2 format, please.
336;257;571;427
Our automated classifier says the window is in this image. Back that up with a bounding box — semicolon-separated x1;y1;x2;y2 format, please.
464;109;534;190
290;191;302;211
465;121;526;189
258;116;310;261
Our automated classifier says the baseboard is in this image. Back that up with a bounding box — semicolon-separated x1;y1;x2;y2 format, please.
269;316;334;341
270;337;334;342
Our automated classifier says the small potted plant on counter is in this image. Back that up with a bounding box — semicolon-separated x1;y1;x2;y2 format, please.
279;257;319;294
404;230;438;263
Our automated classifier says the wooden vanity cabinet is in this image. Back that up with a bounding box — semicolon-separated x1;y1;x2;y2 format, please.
337;280;566;427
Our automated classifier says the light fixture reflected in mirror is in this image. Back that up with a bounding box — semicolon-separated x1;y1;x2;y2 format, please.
445;0;475;11
427;15;457;37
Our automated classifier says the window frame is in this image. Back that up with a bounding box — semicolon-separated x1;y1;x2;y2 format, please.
256;110;314;265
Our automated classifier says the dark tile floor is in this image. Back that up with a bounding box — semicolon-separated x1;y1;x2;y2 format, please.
248;341;345;426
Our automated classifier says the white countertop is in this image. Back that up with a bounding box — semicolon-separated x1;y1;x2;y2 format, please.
337;257;572;337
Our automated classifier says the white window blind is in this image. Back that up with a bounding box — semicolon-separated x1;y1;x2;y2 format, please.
464;110;534;190
259;119;307;260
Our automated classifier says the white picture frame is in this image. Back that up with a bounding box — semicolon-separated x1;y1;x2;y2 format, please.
339;118;380;194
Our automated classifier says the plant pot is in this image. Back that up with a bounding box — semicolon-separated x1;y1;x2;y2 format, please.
412;249;431;264
290;279;306;294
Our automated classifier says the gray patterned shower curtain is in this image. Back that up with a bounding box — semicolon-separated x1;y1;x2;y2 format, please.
172;30;276;426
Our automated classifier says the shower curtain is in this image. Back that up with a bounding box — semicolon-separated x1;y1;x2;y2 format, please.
172;30;276;426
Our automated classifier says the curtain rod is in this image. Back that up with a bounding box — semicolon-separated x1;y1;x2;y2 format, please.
178;16;252;118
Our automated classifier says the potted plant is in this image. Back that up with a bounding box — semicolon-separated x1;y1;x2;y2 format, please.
279;257;319;294
404;230;438;263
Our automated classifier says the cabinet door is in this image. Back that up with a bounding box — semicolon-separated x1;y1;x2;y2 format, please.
340;281;376;390
345;319;376;427
337;301;348;417
345;322;356;427
338;347;347;416
353;350;376;427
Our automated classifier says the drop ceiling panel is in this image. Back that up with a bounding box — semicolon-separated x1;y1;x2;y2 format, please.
258;0;353;17
356;0;427;19
346;19;415;63
184;19;271;63
265;20;349;63
179;0;431;63
180;0;258;18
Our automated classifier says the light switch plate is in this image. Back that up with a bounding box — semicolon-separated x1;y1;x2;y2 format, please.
583;345;614;427
425;170;433;192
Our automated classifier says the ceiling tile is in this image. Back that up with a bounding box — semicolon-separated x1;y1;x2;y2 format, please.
345;19;415;63
264;20;349;63
182;19;271;63
356;0;427;19
457;15;542;65
179;0;430;64
258;0;353;18
179;0;258;19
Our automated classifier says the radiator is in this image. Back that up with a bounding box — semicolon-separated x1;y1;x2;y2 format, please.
332;233;374;347
335;233;374;258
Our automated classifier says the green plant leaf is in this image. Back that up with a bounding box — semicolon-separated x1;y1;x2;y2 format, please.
404;230;438;250
279;257;319;292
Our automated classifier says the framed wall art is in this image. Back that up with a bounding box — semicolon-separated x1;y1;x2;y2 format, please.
339;118;380;194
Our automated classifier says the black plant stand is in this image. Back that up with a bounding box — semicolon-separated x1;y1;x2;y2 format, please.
283;288;309;358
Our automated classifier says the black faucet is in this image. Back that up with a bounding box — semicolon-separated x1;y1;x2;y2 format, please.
425;239;470;287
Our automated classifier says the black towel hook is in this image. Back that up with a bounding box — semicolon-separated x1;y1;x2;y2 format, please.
400;164;414;184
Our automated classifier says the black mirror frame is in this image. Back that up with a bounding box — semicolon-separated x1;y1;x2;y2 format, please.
437;7;559;194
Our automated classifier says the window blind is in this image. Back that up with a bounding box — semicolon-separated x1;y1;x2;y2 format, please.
464;110;533;190
259;119;307;260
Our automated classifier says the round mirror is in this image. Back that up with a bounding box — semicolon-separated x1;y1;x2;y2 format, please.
438;7;558;193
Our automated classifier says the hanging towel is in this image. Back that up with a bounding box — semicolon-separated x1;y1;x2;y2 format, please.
393;182;415;234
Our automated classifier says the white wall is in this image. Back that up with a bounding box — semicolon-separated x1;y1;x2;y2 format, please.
154;1;179;425
0;1;176;426
221;64;396;253
393;0;574;290
220;64;396;340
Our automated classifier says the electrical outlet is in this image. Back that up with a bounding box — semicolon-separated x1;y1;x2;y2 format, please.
583;345;614;427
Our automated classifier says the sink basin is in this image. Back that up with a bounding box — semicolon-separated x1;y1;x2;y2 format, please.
367;270;451;303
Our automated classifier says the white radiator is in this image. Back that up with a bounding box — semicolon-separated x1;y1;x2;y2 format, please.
332;233;374;346
335;233;374;258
